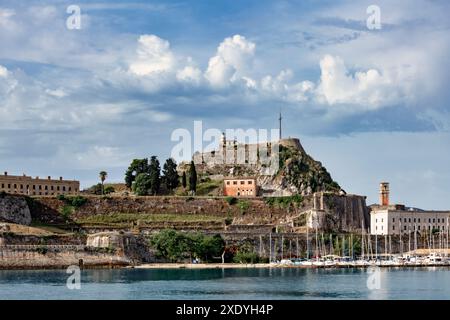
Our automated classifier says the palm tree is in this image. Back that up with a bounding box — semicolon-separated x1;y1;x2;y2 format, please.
99;171;108;195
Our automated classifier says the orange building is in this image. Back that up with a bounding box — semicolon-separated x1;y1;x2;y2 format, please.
223;177;257;197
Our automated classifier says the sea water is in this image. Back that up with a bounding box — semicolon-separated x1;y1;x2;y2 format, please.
0;267;449;300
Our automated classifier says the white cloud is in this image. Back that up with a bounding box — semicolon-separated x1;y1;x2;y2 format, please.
0;65;8;77
45;88;67;98
124;34;418;109
259;69;314;103
205;35;255;88
129;35;175;76
0;8;15;26
204;55;235;88
73;145;132;170
0;65;17;96
316;55;408;109
176;65;202;84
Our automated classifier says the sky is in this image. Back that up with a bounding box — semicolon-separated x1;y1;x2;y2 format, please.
1;0;450;209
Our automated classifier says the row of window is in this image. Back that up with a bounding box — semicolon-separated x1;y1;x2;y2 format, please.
226;180;254;185
393;224;447;231
392;217;448;224
376;224;449;232
1;183;72;192
237;190;254;196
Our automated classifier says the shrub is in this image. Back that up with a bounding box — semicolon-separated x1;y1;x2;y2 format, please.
57;194;66;201
60;205;74;220
233;251;260;264
104;186;115;194
87;183;115;195
69;196;88;208
225;217;233;226
237;200;250;213
225;196;237;205
232;242;260;263
264;195;303;208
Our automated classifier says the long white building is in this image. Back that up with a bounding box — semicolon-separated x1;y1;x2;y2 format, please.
370;182;450;235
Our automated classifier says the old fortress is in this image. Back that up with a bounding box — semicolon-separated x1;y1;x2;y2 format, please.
193;132;304;167
0;172;79;196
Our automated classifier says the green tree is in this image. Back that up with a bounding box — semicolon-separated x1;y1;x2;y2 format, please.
150;230;225;262
99;171;108;195
88;183;103;195
88;183;114;195
149;156;161;195
181;171;187;189
233;242;259;263
188;161;197;194
150;229;190;262
125;159;149;188
104;186;115;194
133;173;152;196
163;158;179;192
199;234;225;261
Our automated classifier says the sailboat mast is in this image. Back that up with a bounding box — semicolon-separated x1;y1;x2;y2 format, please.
330;234;333;256
291;240;294;259
306;220;309;260
269;232;272;263
321;233;325;257
315;224;319;262
389;235;392;260
375;234;378;261
408;227;411;256
351;235;354;259
445;217;448;258
361;228;365;260
414;224;417;256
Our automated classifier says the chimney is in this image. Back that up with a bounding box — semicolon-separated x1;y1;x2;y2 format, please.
379;182;390;206
4;172;7;176
59;177;63;181
48;176;51;180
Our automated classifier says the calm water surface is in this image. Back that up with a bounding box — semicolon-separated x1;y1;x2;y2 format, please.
0;267;449;300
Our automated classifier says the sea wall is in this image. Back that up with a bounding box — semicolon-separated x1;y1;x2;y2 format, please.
0;245;131;269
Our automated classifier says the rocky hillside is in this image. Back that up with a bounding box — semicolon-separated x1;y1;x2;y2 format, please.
268;140;341;196
185;138;342;197
0;193;32;225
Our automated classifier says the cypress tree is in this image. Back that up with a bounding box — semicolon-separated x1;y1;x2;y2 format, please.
163;158;179;191
148;156;161;195
188;161;197;194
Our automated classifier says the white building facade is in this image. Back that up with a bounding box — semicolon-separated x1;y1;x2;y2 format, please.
371;208;450;235
370;182;450;235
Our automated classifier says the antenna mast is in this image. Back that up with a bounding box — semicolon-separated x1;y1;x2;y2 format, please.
278;109;282;140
